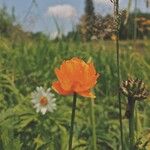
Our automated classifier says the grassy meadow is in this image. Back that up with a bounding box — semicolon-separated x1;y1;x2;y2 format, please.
0;36;150;150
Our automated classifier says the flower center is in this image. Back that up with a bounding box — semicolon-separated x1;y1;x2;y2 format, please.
40;96;48;106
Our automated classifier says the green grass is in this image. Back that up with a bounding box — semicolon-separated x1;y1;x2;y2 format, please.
0;37;150;150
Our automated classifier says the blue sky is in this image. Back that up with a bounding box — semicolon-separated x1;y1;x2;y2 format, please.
0;0;149;37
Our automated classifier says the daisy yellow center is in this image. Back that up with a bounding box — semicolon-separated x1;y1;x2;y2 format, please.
40;96;48;106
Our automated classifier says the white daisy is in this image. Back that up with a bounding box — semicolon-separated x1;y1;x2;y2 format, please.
31;87;56;115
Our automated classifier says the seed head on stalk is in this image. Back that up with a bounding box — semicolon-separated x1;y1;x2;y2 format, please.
120;78;148;118
121;78;148;149
121;78;148;101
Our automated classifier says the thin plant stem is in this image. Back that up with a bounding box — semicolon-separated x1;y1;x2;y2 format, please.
135;104;140;139
134;0;137;40
90;100;97;150
133;0;138;50
68;93;77;150
128;98;135;150
114;0;124;149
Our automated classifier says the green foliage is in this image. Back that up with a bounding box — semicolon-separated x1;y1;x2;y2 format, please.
0;6;14;37
0;35;150;150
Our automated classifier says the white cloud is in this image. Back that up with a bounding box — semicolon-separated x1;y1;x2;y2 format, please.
47;4;77;18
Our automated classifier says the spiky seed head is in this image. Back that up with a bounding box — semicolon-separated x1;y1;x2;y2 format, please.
120;78;149;101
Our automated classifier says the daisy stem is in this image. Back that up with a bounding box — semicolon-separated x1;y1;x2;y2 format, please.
90;100;97;150
68;93;77;150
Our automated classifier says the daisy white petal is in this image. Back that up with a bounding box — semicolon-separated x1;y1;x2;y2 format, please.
31;87;57;115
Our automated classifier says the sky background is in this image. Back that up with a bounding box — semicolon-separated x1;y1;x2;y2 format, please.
0;0;149;38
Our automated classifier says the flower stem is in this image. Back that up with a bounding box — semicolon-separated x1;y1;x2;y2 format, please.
90;100;97;150
68;93;77;150
128;98;135;150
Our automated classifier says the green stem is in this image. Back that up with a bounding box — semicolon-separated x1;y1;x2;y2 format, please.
115;0;124;149
134;0;137;41
128;98;135;150
90;100;97;150
68;93;77;150
135;105;139;139
133;0;137;50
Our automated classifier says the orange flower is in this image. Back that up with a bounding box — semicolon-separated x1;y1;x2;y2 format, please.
52;57;99;98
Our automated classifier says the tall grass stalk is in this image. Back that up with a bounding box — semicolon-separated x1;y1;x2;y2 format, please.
90;100;97;150
133;0;138;50
114;0;124;149
134;0;138;41
68;93;77;150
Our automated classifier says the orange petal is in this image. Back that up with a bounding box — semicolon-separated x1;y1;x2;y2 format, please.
52;81;73;95
55;68;72;91
77;90;96;98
